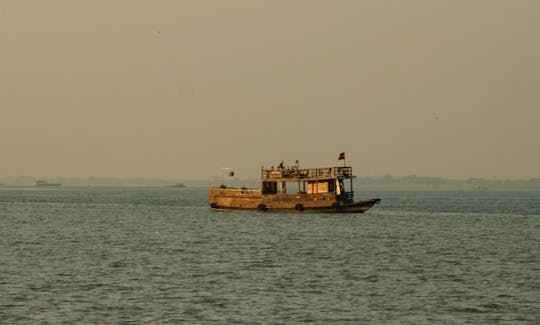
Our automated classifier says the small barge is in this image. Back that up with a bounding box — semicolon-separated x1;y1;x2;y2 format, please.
32;180;62;187
209;163;380;213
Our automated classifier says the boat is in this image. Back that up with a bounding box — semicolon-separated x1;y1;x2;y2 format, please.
167;183;186;188
32;180;62;187
209;162;380;213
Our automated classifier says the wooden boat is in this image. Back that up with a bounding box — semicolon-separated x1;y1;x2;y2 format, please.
209;163;380;213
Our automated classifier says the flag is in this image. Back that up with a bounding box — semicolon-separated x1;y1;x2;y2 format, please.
338;152;345;160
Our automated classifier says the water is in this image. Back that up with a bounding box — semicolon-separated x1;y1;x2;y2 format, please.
1;187;539;324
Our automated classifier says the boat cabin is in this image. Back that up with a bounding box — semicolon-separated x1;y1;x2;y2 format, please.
260;165;355;203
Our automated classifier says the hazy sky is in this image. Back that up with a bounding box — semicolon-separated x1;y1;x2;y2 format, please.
1;0;539;180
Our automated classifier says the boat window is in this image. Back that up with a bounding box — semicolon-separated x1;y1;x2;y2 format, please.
262;182;278;194
307;180;334;194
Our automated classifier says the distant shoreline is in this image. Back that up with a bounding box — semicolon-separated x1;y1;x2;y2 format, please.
1;176;539;191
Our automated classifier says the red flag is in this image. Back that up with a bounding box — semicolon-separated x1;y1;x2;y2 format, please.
338;152;345;160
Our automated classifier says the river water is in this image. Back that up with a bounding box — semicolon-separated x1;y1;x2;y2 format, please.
1;187;538;324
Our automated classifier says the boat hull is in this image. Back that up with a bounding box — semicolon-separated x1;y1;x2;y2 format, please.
209;188;380;213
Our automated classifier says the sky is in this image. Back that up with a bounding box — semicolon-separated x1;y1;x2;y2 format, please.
1;0;539;180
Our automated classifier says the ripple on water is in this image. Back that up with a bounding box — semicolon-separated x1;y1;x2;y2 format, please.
0;188;539;323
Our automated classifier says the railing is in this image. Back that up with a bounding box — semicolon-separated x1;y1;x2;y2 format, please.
210;187;261;196
261;166;353;180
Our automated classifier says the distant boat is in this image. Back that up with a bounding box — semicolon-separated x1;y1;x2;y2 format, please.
209;161;380;213
167;183;186;188
32;180;61;187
